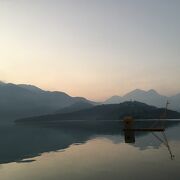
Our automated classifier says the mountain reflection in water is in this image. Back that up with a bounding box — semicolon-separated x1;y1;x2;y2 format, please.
0;121;180;180
0;120;179;164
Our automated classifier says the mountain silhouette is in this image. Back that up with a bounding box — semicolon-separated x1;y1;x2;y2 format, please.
1;81;180;123
0;82;94;121
104;89;180;112
16;101;180;124
18;84;44;93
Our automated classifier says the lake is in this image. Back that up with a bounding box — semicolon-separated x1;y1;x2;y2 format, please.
0;120;180;180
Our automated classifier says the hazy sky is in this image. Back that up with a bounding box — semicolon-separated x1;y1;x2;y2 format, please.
0;0;180;100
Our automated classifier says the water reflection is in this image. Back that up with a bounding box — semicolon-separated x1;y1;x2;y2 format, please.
123;118;176;159
124;129;175;159
0;120;179;164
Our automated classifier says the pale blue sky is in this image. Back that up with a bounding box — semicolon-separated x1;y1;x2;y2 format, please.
0;0;180;100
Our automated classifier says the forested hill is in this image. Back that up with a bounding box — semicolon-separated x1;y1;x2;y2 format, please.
16;101;180;124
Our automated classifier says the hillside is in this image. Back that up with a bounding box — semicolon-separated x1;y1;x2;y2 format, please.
0;82;93;120
55;101;94;114
16;101;180;124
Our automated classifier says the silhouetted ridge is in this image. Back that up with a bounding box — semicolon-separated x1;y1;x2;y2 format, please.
104;89;180;112
0;82;94;121
18;84;44;93
16;101;180;124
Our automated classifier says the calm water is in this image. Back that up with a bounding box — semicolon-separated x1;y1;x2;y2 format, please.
0;120;180;180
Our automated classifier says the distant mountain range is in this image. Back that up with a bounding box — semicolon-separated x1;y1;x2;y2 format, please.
104;89;180;112
0;82;95;120
16;101;180;124
1;81;180;122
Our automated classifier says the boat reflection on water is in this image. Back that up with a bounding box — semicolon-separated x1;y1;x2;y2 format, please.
123;116;175;160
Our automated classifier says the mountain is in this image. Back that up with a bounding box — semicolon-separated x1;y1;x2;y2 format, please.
169;93;180;112
123;89;167;107
18;84;44;93
16;101;180;124
104;89;180;111
1;81;180;122
0;82;94;121
55;101;94;114
105;95;123;104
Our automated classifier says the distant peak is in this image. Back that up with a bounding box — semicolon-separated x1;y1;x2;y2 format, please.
130;89;146;93
133;89;146;93
147;89;158;94
124;89;146;97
